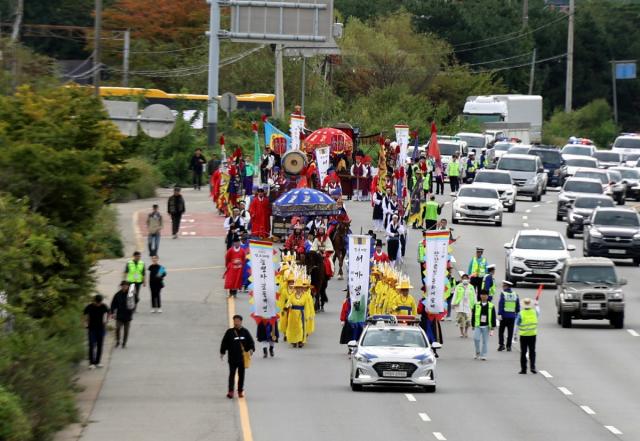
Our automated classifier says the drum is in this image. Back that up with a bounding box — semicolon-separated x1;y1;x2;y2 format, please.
282;150;307;176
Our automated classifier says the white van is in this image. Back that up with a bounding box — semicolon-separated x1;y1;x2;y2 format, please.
611;134;640;156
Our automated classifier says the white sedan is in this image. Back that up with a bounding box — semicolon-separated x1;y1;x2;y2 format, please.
452;184;503;227
473;169;518;212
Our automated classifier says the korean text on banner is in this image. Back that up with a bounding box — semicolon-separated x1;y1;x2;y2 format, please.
250;240;277;318
347;235;371;323
424;231;449;314
394;124;410;166
290;115;306;151
316;146;331;183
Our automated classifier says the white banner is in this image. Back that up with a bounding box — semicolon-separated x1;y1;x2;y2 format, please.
394;124;410;166
424;230;449;314
250;240;277;318
315;146;331;184
347;235;371;320
290;115;306;151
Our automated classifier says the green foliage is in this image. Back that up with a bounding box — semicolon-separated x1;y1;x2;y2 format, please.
543;100;619;148
86;205;125;259
0;40;57;95
0;386;32;441
113;158;161;202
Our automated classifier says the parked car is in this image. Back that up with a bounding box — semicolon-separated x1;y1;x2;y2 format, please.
452;184;503;226
592;150;622;169
555;257;626;329
528;146;567;187
496;154;547;201
583;207;640;265
504;229;574;287
564;157;599;177
565;195;615;238
610;167;640;201
556;178;604;221
561;144;596;160
473;170;518;212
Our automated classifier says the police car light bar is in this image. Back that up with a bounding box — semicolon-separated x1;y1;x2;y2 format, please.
367;315;397;324
394;315;421;325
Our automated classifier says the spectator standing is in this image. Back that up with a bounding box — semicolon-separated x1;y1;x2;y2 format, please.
110;282;135;348
242;156;255;195
148;255;167;313
146;204;163;256
220;314;255;399
189;148;207;190
84;294;109;368
167;187;186;239
124;251;145;307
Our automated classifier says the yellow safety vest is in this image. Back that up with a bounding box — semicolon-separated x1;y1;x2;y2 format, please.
518;309;538;336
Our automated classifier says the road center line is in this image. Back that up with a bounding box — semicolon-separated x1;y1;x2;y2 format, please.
419;412;431;422
539;370;553;378
534;204;540;208
526;209;531;213
558;386;573;396
405;393;416;402
523;223;529;227
627;329;639;337
522;216;528;220
580;405;596;415
433;432;447;441
605;426;623;435
546;200;553;204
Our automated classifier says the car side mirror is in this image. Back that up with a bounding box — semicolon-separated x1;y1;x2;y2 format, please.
347;340;358;349
537;167;544;173
431;342;442;350
504;242;512;249
619;278;627;286
567;244;576;251
583;219;591;226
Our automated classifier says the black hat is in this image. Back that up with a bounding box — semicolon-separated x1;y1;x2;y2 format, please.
232;234;241;242
375;239;383;247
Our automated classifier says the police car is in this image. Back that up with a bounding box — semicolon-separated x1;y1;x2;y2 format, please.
348;315;440;392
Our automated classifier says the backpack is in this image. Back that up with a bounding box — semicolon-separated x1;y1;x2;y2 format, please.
126;284;136;310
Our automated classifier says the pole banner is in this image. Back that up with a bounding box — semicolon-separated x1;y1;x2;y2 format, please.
347;235;371;323
424;230;449;313
250;240;277;318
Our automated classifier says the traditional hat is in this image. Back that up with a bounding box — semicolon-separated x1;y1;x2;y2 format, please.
293;223;303;230
232;234;241;242
293;273;311;288
396;276;413;290
375;239;383;247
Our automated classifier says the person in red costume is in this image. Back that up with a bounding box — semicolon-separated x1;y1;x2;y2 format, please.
249;187;272;239
224;235;246;298
311;224;334;279
327;198;351;236
371;239;390;263
323;169;342;200
284;224;306;255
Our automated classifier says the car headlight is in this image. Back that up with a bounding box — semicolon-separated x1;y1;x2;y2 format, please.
354;354;372;364
564;292;575;300
590;228;603;238
418;355;435;365
610;291;624;300
513;256;525;262
558;257;567;263
633;233;640;240
559;194;570;202
526;177;536;184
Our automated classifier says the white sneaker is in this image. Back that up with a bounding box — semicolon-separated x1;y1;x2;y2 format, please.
481;356;487;361
157;308;162;313
151;308;156;313
89;364;96;370
474;353;479;359
96;364;104;368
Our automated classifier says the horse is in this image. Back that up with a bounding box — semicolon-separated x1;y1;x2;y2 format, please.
304;250;328;312
330;220;350;280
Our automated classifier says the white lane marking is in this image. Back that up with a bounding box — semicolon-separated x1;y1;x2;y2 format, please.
546;200;553;204
419;412;431;422
627;329;639;337
433;433;447;441
184;219;195;223
522;216;528;220
580;405;596;415
181;231;196;236
534;204;541;208
539;370;553;378
605;426;623;435
526;209;531;213
405;393;416;402
523;223;529;227
558;386;573;396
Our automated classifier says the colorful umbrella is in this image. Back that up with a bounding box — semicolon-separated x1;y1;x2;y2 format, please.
303;127;353;156
273;188;341;217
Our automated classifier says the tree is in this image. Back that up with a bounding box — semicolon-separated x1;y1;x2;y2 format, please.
543;99;618;147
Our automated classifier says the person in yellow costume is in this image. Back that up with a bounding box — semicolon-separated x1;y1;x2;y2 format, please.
285;276;311;348
369;267;382;316
277;269;296;335
392;278;417;316
303;283;316;336
383;273;400;314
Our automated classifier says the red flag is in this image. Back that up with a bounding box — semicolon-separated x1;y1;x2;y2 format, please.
535;283;544;300
251;121;258;133
428;122;441;165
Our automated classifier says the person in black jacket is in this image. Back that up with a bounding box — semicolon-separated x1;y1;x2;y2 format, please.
189;148;207;190
220;314;255;399
110;281;134;348
167;187;186;239
148;255;167;313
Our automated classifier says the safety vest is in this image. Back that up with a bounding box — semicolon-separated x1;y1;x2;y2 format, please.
444;278;452;299
448;161;460;177
502;291;518;313
518;309;538;336
473;302;494;327
425;201;439;221
482;274;496;297
127;260;145;283
470;257;488;277
467;159;477;173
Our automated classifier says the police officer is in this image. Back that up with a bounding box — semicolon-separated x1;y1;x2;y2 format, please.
422;195;442;230
447;154;461;192
466;151;478;183
467;247;488;296
517;298;538;374
481;264;497;301
498;280;520;352
124;251;145;307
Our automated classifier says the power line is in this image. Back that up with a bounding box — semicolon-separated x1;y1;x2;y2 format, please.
105;42;209;55
471;52;567;74
464;51;533;67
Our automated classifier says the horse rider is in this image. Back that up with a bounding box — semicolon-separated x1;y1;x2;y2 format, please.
284;224;306;256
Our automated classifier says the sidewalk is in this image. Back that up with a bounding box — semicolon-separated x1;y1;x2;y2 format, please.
56;188;241;441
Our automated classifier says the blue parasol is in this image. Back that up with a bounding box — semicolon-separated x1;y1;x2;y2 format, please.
273;188;341;217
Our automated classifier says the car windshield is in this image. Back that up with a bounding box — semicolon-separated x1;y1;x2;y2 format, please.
439;143;460;156
562;146;592;156
593;151;620;162
574;171;608;184
459;187;498;199
566;158;597;168
614;137;640;149
509;147;530;155
566;266;617;284
563;181;603;193
474;172;511;184
530;150;561;166
515;235;565;250
361;328;427;348
615;168;640;179
457;135;485;149
574;197;614;209
624;153;640;161
494;143;512;151
593;211;640;227
498;157;537;172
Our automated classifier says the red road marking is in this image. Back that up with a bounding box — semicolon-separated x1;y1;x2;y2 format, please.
139;212;226;238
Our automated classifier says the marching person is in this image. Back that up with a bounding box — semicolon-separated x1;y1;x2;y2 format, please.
242;156;255;195
468;247;488;296
498;280;519;352
167;187;186;239
481;264;497;301
517;298;539;374
148;255;167;313
260;147;275;185
471;292;496;360
422;195;442;230
306;216;326;236
372;239;390;263
123;251;145;307
452;273;476;338
447;154;461;193
311;224;335;280
110;281;134;348
285;276;313;348
189;148;207;190
224;235;246;298
84;294;109;369
249;187;271;239
350;155;368;201
220;314;255;398
392;278;417;315
466;151;478;183
284;224;306;256
381;188;397;230
224;206;247;250
372;188;385;232
256;319;278;358
434;162;445;195
386;214;405;267
146;204;163;257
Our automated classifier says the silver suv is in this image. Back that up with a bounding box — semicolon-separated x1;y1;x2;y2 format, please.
497;154;547;201
555;257;626;329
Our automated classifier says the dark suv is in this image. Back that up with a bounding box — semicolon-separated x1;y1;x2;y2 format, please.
583;208;640;265
566;195;615;238
529;146;567;187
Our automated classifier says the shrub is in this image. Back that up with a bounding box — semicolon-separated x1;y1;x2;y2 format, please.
0;386;32;441
87;205;124;259
543;99;619;148
113;158;161;202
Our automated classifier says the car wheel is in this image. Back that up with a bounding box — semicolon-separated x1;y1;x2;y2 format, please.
561;312;572;328
566;227;574;239
423;385;436;393
350;380;363;392
583;247;590;257
610;312;624;329
508;203;516;213
542;187;547;195
495;220;502;227
618;196;625;205
556;314;561;325
452;215;459;224
556;213;563;222
633;257;640;266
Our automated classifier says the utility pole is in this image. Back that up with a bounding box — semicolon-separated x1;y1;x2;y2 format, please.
564;0;575;113
93;0;102;97
122;29;130;87
10;0;23;42
611;62;618;124
528;48;537;94
300;56;306;113
206;0;220;148
522;0;529;27
274;44;285;119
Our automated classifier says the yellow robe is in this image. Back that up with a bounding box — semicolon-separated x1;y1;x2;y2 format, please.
277;282;294;334
304;290;316;335
285;294;308;344
392;294;417;315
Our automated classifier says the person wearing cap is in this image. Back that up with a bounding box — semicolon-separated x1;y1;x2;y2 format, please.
224;234;247;298
498;280;520;352
392;279;417;316
372;239;390;263
479;148;488;170
311;224;335;279
385;214;405;267
224;206;247;250
381;188;398;230
306;216;326;236
284;223;306;255
167;187;186;239
371;186;385;231
481;264;497;301
447;154;461;192
452;274;476;338
468;247;488;295
110;281;134;348
466;151;478;183
516;298;539;374
249;186;271;239
220;314;255;399
471;291;496;360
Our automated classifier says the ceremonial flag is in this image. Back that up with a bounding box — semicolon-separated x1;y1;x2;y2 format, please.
411;130;420;162
424;230;449;314
428;122;441;166
264;119;291;150
249;240;277;320
315;146;331;184
347;235;371;323
394;124;410;166
290;115;306;151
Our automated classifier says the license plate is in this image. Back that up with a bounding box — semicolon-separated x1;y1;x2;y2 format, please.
532;269;548;274
609;249;626;255
587;303;601;311
382;371;407;378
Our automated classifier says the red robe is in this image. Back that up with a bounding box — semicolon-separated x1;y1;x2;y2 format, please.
284;233;306;254
372;251;390;263
210;169;222;203
249;195;272;238
224;246;246;289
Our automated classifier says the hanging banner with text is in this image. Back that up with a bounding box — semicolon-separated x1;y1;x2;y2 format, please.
290;115;306;151
424;230;449;314
394;124;410;166
250;240;277;319
347;235;371;323
315;146;331;184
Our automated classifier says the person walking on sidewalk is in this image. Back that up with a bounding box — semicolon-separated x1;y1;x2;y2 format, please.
84;294;109;369
110;281;135;348
167;187;186;239
189;148;207;190
471;292;496;360
517;298;539;374
148;255;167;313
124;251;145;307
220;314;255;399
146;204;163;256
